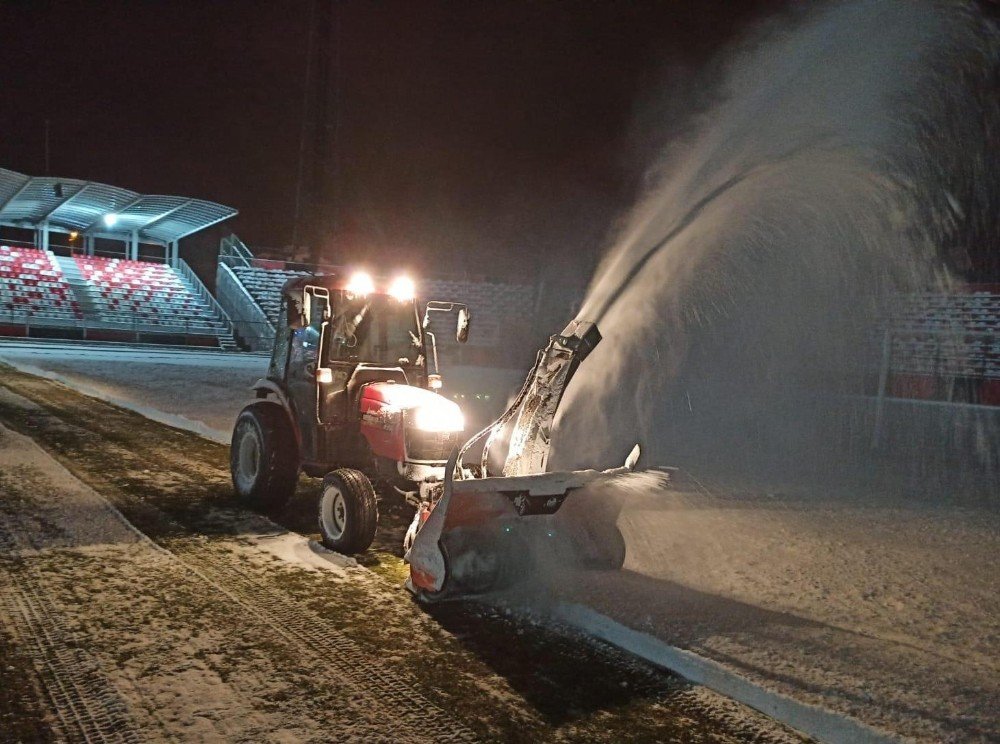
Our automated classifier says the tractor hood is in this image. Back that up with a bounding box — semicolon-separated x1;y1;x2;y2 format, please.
362;381;445;410
360;382;465;433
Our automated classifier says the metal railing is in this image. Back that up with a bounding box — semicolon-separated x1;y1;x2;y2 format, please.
215;262;276;351
175;257;235;334
0;309;227;340
871;323;1000;446
219;234;254;269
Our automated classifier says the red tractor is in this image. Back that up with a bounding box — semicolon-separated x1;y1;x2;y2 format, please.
230;271;471;554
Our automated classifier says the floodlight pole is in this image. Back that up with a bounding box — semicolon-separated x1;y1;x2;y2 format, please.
302;0;336;264
44;120;51;175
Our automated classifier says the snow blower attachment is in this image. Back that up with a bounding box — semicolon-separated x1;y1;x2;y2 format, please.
406;319;641;601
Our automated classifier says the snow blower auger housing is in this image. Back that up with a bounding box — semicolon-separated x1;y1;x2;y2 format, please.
230;272;471;555
405;319;642;601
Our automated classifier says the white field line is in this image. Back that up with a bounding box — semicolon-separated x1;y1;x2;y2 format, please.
0;359;231;444
554;603;900;744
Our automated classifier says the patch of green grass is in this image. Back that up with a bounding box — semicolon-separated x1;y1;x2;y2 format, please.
355;550;409;583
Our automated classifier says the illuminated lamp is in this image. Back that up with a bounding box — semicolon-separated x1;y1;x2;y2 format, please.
388;275;415;302
346;270;374;297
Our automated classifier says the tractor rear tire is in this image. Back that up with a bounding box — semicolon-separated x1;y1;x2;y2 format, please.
318;469;378;555
231;402;298;510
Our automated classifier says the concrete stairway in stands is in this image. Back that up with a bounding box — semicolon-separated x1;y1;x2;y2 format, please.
173;269;239;351
53;254;101;320
217;334;239;352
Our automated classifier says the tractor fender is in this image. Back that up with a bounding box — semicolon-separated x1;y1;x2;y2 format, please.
250;379;301;449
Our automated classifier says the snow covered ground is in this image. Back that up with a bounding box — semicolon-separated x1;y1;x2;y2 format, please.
0;341;265;441
540;473;1000;741
3;340;997;741
0;375;798;742
0;340;522;440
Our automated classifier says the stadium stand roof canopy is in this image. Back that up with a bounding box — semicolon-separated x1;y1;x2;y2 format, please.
0;167;237;247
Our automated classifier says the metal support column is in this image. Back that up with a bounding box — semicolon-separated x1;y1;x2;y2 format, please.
41;221;50;252
130;229;139;261
871;327;892;450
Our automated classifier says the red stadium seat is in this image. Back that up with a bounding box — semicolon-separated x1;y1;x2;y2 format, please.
72;255;222;332
0;245;82;320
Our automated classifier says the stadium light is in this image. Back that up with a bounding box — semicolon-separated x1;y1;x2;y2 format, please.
103;213;118;227
388;275;415;302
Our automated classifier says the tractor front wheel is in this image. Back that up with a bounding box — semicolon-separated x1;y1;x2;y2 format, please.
318;469;378;555
231;403;298;510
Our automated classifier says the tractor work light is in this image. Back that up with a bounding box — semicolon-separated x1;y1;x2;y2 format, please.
346;270;375;297
389;275;416;302
411;399;465;432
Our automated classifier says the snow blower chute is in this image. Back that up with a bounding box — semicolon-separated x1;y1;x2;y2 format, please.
406;319;641;600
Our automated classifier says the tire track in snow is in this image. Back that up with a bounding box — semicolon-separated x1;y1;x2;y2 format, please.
167;542;479;743
0;522;143;744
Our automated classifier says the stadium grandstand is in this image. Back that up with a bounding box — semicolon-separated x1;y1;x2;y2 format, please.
879;286;1000;405
0;167;237;348
857;286;1000;461
209;231;1000;462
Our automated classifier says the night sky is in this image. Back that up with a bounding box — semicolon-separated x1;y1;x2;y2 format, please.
1;1;777;280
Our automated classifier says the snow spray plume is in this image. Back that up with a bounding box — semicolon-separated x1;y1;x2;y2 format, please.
550;0;1000;484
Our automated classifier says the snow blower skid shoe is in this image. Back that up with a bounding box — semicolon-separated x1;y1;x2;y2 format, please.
405;319;642;601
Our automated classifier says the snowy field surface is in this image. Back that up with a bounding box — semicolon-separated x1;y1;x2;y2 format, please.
0;342;271;442
545;475;1000;741
0;376;798;742
2;341;998;740
0;341;522;441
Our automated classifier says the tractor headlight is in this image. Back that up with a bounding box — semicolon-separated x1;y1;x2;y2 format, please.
411;401;464;432
389;275;415;302
346;271;374;297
